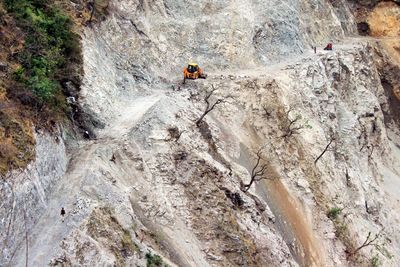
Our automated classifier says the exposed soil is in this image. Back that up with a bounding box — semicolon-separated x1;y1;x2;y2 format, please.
367;2;400;37
237;143;326;267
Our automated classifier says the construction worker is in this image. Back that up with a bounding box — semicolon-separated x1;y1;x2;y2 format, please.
61;207;66;222
324;43;333;51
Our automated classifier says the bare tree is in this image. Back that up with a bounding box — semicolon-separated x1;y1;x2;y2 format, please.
314;136;335;164
196;85;224;126
281;107;309;138
242;148;268;192
349;230;383;256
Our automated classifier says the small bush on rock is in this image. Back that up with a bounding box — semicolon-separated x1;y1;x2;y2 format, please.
145;251;170;267
327;207;342;220
5;0;80;108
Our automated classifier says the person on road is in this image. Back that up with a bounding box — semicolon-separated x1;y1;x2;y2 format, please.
324;42;333;51
61;207;66;222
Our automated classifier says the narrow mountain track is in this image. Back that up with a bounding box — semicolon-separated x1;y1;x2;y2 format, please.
10;35;396;267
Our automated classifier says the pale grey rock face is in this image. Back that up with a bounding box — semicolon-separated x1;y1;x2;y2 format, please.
3;0;400;267
80;0;355;126
0;131;67;266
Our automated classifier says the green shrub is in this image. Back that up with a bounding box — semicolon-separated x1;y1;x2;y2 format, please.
327;207;342;220
371;255;380;267
121;229;139;253
13;67;26;82
4;0;80;108
28;76;57;101
145;252;170;267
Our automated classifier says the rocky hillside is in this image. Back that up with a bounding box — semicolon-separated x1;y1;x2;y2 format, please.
1;0;400;267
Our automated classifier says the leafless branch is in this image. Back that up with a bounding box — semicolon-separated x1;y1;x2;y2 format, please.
315;136;335;164
196;85;225;126
350;230;383;256
360;143;366;152
281;107;307;138
242;148;268;192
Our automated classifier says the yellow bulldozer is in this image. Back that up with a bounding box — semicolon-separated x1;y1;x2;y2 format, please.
183;63;207;83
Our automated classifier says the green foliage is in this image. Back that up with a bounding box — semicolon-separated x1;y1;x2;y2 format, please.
4;0;79;106
145;252;170;267
121;229;139;253
28;76;57;101
327;207;342;220
371;255;380;267
13;67;26;82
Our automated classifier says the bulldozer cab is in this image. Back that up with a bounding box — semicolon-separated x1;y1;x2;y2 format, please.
183;62;207;83
187;63;199;73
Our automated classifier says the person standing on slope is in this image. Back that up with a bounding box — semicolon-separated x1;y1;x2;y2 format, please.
61;207;66;222
324;42;333;51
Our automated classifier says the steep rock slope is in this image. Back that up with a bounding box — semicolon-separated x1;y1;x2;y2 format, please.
3;0;400;267
0;131;67;265
25;40;398;267
80;0;355;125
